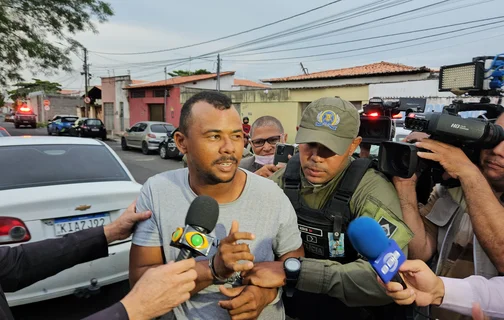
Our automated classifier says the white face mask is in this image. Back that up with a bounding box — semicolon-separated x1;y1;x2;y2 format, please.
254;155;274;165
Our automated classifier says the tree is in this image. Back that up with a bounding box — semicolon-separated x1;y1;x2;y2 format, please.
167;69;212;77
8;78;62;101
0;93;5;108
0;0;114;86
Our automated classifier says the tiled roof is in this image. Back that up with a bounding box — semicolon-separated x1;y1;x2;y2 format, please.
262;61;432;83
126;72;235;89
233;79;270;88
131;80;148;84
58;89;82;95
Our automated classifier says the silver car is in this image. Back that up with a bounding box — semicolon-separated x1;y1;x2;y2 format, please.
121;121;175;155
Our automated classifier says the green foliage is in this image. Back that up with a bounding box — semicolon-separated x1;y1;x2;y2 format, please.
8;78;62;100
0;93;4;108
167;69;212;77
0;0;114;86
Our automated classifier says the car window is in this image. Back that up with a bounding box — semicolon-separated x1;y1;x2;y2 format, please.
150;124;174;133
53;119;61;124
62;117;78;123
0;130;9;137
137;123;148;132
129;124;139;132
86;119;103;126
0;144;130;191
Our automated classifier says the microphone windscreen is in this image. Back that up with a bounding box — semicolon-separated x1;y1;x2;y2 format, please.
185;195;219;233
347;216;389;260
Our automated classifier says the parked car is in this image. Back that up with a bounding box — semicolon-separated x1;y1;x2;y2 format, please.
0;126;10;137
14;106;37;128
0;136;141;306
4;111;15;123
47;115;79;135
121;121;175;155
159;128;183;159
70;118;107;140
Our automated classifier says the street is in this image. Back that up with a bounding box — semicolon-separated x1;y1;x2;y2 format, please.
2;121;184;319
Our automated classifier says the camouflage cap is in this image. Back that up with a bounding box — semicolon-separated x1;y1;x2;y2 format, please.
295;97;360;155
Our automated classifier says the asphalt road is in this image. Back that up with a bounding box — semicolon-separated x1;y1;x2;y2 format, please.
2;120;183;319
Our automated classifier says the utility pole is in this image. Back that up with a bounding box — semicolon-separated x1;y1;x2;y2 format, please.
82;47;89;117
164;66;167;122
216;54;221;92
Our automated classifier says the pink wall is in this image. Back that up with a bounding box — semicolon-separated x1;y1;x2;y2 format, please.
129;87;182;127
101;77;116;104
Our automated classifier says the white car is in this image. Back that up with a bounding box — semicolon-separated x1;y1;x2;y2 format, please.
0;136;141;306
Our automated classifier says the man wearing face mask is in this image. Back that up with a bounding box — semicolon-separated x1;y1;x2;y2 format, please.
239;116;288;177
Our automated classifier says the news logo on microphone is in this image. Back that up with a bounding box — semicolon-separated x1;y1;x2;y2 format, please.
347;216;407;287
170;225;215;258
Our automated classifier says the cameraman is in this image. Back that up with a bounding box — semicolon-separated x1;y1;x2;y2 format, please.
392;113;504;319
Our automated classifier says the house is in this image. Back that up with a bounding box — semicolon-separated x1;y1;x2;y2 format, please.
179;62;436;144
79;86;102;120
125;71;235;129
232;79;270;90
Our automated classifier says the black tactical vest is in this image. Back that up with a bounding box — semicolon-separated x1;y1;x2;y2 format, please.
282;153;373;263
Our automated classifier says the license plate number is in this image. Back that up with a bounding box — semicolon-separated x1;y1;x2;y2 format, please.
92;128;99;131
54;213;111;236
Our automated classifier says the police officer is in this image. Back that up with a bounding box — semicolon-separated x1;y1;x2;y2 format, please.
267;97;414;319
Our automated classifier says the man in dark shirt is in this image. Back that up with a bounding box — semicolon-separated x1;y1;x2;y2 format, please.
1;202;197;320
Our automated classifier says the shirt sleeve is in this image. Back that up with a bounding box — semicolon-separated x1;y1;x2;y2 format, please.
81;302;129;320
273;193;303;257
268;167;286;189
440;276;504;318
132;179;162;247
296;258;392;307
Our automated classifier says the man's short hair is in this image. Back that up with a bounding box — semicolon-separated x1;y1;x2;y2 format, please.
250;116;284;137
179;91;233;135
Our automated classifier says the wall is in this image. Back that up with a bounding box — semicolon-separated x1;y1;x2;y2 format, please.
182;74;234;90
268;73;432;89
115;77;132;132
369;79;454;98
27;92;81;122
290;85;369;110
128;87;181;127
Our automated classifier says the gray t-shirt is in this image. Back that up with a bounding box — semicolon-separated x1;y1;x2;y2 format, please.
132;168;302;320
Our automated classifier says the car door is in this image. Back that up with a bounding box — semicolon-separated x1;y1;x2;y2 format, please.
125;123;140;147
136;123;148;147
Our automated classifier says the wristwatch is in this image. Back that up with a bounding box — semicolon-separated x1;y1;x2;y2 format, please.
283;257;301;297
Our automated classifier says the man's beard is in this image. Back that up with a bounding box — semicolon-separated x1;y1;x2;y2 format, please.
195;156;239;185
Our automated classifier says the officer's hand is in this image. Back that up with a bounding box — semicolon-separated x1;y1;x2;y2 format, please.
121;259;197;320
241;261;286;288
415;139;479;180
214;221;255;279
104;200;152;244
378;260;445;307
218;285;277;320
254;164;280;178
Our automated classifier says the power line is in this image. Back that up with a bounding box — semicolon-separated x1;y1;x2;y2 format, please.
225;16;504;58
89;0;343;56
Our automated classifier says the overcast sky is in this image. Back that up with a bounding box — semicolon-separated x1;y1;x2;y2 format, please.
24;0;504;90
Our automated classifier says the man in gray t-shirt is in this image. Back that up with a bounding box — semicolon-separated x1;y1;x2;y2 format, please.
130;91;304;320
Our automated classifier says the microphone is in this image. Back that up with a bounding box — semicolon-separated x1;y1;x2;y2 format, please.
347;216;408;289
170;195;219;262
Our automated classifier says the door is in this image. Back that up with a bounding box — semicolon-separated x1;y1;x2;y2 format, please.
126;123;140;147
149;104;164;122
104;103;114;133
120;102;124;132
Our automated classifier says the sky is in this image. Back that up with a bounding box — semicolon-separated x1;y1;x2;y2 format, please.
18;0;504;90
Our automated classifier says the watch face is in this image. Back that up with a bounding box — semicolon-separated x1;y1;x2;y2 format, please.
285;258;301;272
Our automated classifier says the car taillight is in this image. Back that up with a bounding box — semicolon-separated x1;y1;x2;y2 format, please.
147;133;156;138
0;217;31;244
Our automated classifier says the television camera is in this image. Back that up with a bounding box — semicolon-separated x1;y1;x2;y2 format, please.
378;55;504;187
358;97;402;144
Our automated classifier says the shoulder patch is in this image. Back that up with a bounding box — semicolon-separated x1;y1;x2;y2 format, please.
378;216;398;238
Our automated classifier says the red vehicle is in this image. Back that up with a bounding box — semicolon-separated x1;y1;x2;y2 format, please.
14;105;37;128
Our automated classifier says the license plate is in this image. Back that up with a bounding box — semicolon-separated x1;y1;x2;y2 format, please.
92;128;99;131
54;213;111;236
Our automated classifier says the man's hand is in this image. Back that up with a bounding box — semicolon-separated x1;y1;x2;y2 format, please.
254;164;281;178
104;200;152;243
416;139;479;179
213;221;255;279
121;259;197;320
241;261;286;288
378;260;445;307
218;285;278;320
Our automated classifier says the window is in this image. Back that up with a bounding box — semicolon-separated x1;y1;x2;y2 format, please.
151;124;175;133
0;144;130;190
131;90;146;98
153;89;166;97
62;117;78;123
86;119;103;126
137;123;148;132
